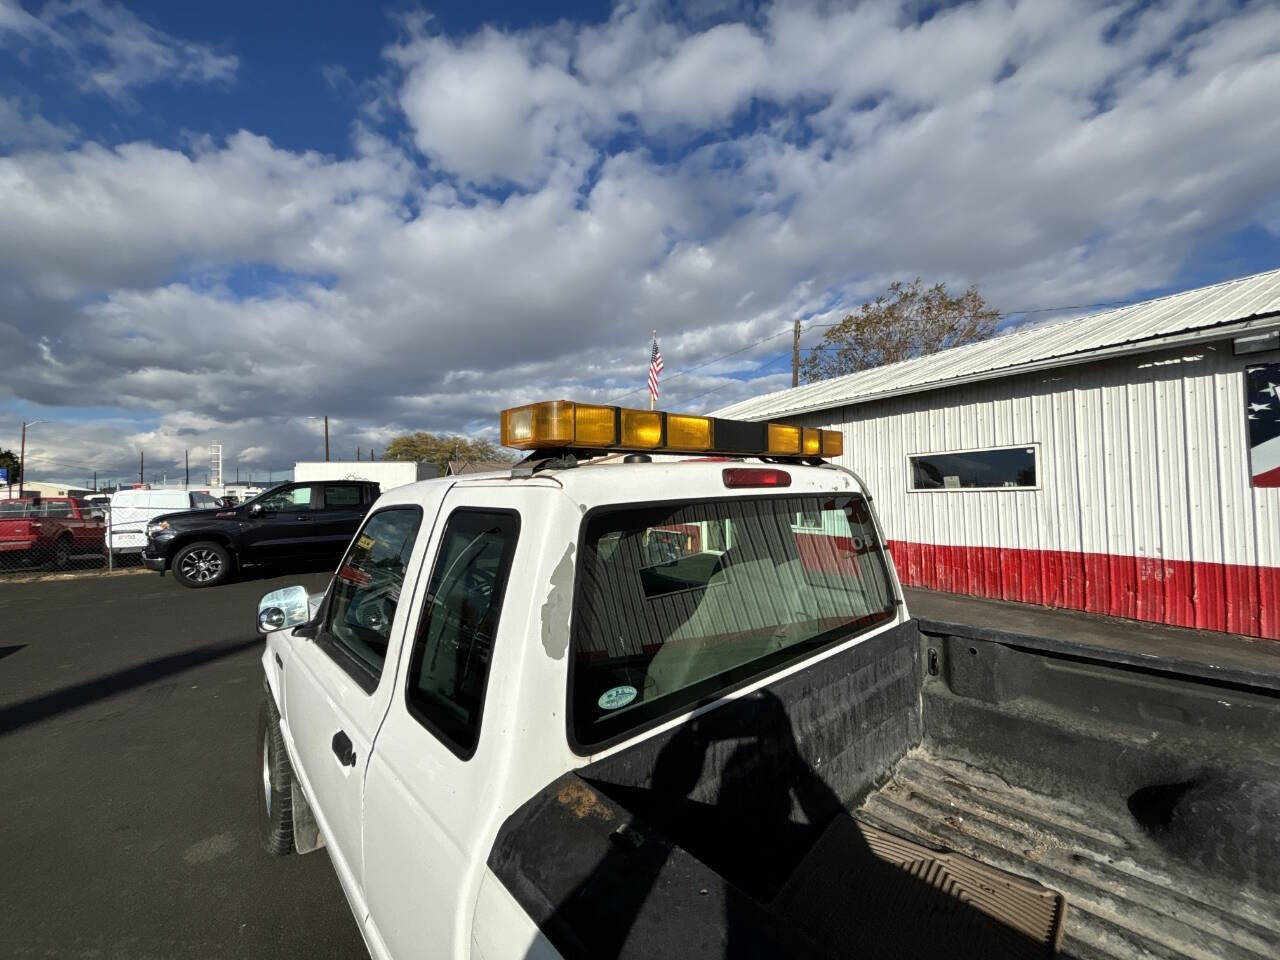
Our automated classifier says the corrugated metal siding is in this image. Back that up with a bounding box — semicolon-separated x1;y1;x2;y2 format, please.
715;268;1280;422
791;340;1280;639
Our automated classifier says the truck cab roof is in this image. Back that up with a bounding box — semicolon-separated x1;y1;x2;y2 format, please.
382;455;867;509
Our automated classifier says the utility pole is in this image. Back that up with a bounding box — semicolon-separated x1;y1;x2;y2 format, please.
93;470;97;491
185;449;190;486
139;451;144;486
792;317;802;388
324;416;330;462
357;446;361;461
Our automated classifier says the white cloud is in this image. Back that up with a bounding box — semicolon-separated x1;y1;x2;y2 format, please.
0;0;238;100
4;0;1280;481
0;95;76;149
393;26;605;186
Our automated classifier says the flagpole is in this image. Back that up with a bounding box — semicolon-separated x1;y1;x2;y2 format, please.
649;329;657;410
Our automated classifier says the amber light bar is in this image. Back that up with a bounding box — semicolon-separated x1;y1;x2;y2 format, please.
500;400;843;459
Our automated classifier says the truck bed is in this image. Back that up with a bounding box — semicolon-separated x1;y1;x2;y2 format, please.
856;749;1278;960
490;618;1280;960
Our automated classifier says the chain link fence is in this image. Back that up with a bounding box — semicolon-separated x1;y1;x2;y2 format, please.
0;494;120;577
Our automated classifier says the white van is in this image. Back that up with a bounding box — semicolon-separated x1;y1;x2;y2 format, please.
109;489;224;555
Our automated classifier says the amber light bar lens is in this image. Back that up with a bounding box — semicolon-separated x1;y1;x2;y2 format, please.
666;413;713;451
501;401;576;448
620;408;663;448
820;429;843;457
573;404;618;446
801;428;822;457
767;423;801;456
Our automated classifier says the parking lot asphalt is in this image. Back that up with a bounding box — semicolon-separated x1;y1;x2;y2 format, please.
0;568;369;959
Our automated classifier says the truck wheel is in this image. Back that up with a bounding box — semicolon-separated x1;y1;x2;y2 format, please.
52;536;71;570
257;697;295;856
172;541;231;588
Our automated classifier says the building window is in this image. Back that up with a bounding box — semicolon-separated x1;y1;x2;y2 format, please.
909;446;1038;491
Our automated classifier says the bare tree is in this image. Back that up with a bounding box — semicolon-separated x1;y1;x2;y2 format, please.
800;279;999;383
383;432;515;475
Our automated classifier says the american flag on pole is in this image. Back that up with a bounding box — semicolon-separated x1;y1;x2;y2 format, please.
648;331;663;406
1248;363;1280;487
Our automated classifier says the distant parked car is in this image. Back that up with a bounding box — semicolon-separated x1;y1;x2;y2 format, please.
141;480;379;587
108;488;225;557
0;497;106;569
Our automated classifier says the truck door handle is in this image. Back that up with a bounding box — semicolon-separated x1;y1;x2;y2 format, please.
331;731;356;767
295;516;313;522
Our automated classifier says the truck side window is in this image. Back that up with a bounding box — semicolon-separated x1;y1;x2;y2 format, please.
321;507;423;686
259;484;315;513
404;509;519;759
324;484;362;508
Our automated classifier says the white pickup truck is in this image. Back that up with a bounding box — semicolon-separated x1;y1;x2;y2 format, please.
256;401;1279;960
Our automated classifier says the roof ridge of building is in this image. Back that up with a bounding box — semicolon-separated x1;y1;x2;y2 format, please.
713;265;1280;420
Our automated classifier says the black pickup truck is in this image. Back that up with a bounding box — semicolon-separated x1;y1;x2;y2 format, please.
142;479;378;587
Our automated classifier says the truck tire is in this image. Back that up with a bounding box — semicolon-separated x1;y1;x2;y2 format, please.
172;541;231;588
52;536;71;570
257;697;295;856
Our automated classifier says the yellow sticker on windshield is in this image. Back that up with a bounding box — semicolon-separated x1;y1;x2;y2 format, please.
356;535;375;551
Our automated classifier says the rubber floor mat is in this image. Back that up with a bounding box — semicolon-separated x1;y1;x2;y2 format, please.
773;815;1065;959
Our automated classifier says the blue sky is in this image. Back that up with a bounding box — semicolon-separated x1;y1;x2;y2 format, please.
2;0;1280;485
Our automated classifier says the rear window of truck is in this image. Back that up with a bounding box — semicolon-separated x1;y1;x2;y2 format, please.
570;493;897;749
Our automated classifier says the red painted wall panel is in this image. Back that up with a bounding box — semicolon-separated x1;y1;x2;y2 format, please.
888;540;1280;641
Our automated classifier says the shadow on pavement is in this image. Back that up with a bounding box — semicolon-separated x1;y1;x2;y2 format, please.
0;636;261;736
0;644;25;661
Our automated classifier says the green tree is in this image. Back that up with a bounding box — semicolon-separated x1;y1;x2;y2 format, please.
800;279;999;383
383;432;513;475
0;448;20;486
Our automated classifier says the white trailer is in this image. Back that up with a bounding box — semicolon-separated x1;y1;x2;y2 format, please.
292;461;438;491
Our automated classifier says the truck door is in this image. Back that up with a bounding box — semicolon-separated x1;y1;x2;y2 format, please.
312;483;370;558
362;488;524;960
241;483;319;560
281;492;446;925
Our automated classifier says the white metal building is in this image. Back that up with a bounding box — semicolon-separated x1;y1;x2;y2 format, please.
716;268;1280;640
292;460;438;490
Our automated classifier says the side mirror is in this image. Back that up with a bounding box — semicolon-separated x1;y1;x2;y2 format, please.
258;585;310;634
249;503;264;517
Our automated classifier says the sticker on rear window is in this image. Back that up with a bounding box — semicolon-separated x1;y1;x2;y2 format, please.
597;685;637;711
356;534;375;551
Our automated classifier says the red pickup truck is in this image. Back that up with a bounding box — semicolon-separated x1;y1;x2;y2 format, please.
0;497;106;569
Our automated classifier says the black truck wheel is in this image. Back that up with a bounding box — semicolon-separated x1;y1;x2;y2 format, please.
257;697;295;856
172;541;231;588
52;536;71;570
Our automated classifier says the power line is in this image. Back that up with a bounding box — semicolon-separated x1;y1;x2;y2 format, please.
679;350;795;409
608;295;1144;407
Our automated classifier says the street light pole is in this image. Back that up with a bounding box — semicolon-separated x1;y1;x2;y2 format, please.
17;420;48;499
305;415;331;461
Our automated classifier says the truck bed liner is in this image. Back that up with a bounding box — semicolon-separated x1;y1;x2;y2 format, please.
856;749;1279;960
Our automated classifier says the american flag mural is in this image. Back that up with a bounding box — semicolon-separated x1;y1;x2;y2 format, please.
1247;363;1280;488
648;332;663;404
